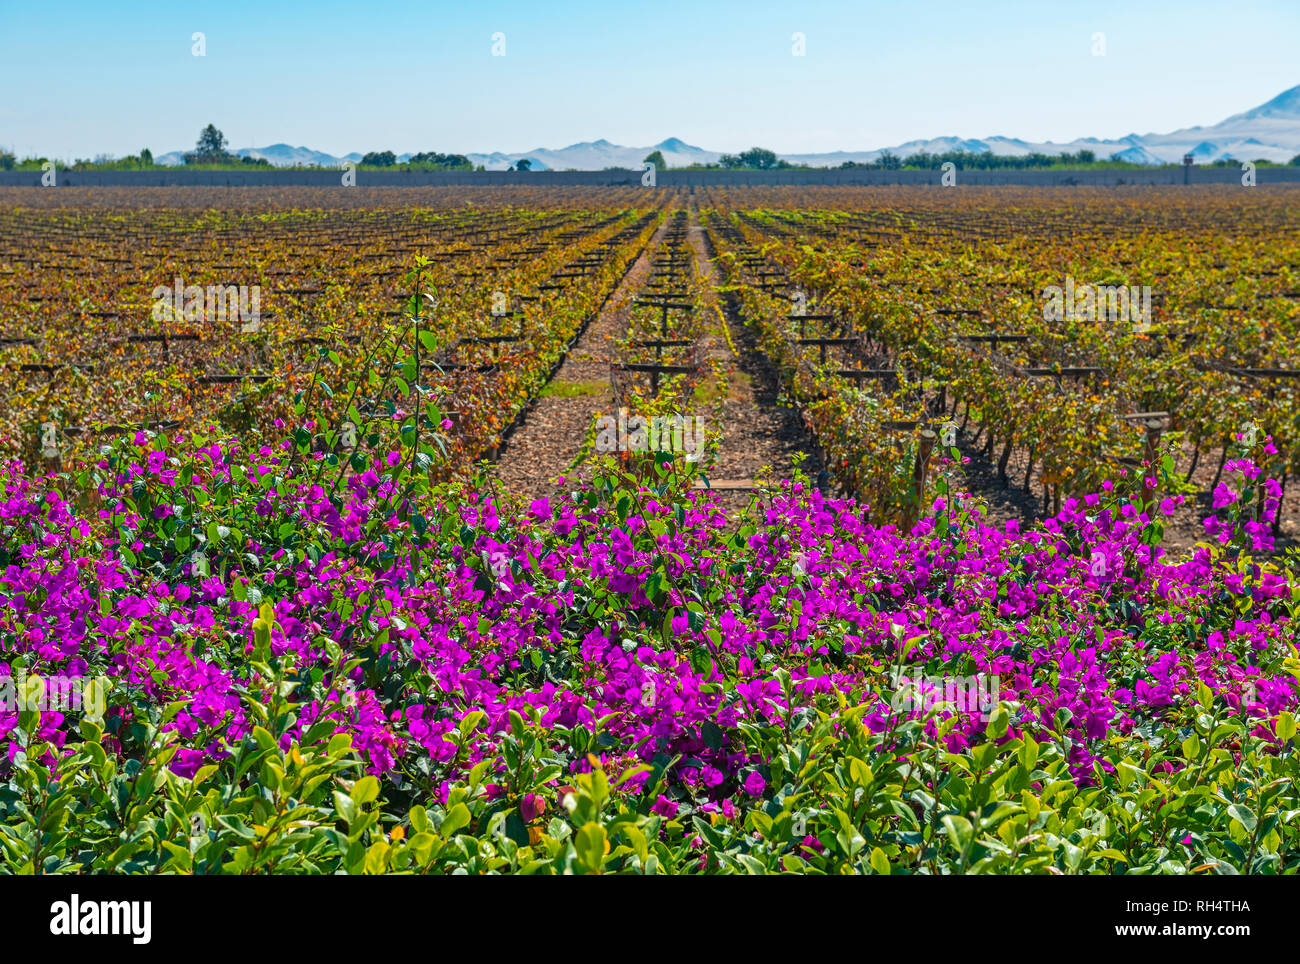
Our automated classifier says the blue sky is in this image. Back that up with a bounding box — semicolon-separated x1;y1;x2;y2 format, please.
1;0;1297;160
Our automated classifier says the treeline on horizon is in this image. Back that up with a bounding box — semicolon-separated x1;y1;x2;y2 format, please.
5;127;1300;173
0;124;480;173
648;146;1300;171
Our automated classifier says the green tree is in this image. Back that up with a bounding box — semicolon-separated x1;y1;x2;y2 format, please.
739;147;779;169
361;151;397;167
643;150;666;170
408;151;472;170
719;147;780;170
513;158;532;172
198;124;226;154
184;124;232;164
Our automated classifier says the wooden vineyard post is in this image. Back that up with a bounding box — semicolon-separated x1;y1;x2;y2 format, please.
904;429;937;530
1143;419;1164;514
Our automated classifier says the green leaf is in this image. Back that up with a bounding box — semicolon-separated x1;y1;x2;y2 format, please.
409;806;431;833
869;847;891;875
1277;711;1297;743
1227;803;1257;834
941;814;973;853
701;720;724;751
574;822;608;872
352;775;380;806
847;757;873;787
440;803;471;837
985;705;1010;739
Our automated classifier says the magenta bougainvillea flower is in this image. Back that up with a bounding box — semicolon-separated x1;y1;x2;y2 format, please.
0;432;1294;831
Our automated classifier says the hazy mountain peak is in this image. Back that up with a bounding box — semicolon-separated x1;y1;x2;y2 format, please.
1227;84;1300;122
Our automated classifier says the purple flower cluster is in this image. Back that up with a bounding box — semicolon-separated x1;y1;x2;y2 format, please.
1;433;1295;813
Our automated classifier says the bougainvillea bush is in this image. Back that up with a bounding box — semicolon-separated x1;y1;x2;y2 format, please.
2;422;1299;874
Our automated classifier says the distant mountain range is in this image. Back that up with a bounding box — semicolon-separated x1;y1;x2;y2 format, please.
153;85;1300;170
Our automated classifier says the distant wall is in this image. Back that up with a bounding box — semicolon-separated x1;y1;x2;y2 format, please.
1;167;1298;188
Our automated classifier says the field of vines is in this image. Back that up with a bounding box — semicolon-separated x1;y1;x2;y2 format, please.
3;184;1300;876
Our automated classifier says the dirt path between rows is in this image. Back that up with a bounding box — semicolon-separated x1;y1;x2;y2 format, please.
686;204;828;502
492;205;828;511
490;217;671;502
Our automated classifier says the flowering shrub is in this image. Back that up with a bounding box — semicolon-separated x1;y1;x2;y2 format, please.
2;421;1299;874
